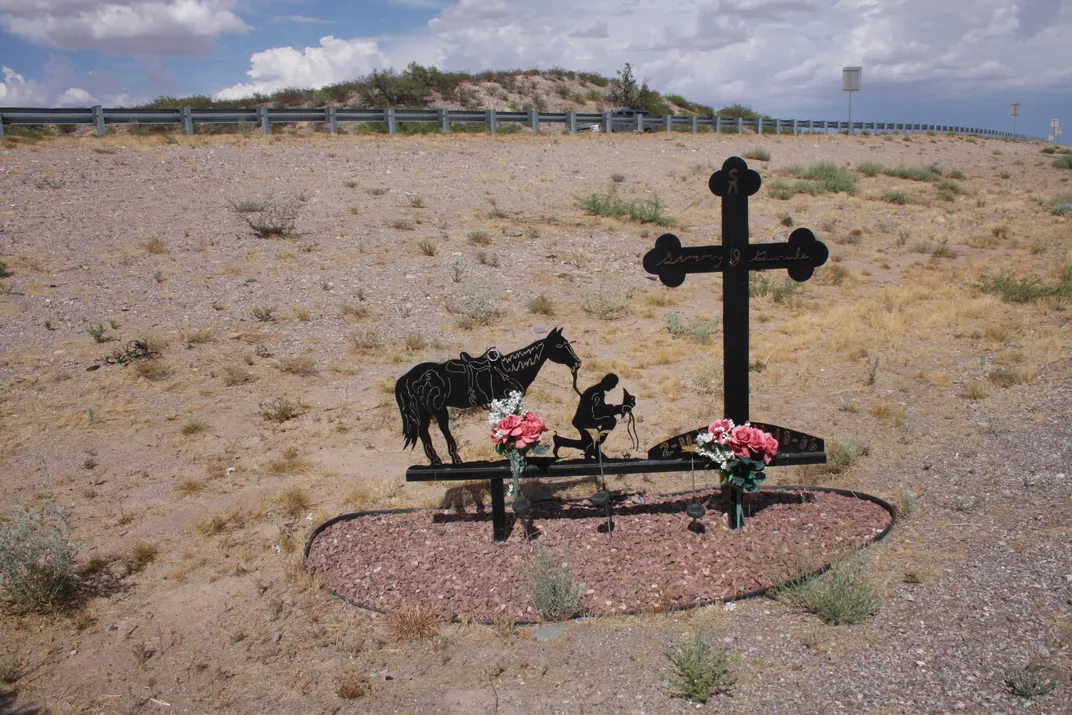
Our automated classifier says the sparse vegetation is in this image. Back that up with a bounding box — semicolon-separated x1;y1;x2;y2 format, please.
234;200;300;238
251;306;275;322
581;286;629;320
222;364;254;386
337;671;370;699
417;239;437;256
86;323;108;342
451;291;502;328
826;435;866;473
387;604;440;641
266;447;307;475
775;554;883;624
664;624;737;702
192;507;244;537
180;418;208;435
1053;155;1072;169
0;502;79;614
271;486;311;520
467;230;491;245
277;356;317;376
527;294;555;316
349;328;384;351
134;360;172;381
259;397;303;423
1004;662;1059;698
742;148;770;161
882;191;909;205
976;267;1072;303
123;541;158;573
142;236;168;254
523;545;586;620
665;312;713;344
576;189;674;226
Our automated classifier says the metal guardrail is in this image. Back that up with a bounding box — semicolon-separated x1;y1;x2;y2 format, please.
0;105;1038;141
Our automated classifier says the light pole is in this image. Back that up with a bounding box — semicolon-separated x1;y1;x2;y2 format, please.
1050;118;1061;145
1010;103;1021;137
842;67;861;135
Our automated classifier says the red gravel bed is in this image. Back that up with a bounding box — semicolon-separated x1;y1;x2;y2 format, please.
305;488;893;622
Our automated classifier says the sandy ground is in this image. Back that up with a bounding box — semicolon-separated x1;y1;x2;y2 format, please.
0;129;1070;713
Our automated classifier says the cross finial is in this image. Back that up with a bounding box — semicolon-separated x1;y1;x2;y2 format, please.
708;156;761;198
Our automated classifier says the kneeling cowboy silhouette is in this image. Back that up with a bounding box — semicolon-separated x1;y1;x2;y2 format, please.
553;373;636;459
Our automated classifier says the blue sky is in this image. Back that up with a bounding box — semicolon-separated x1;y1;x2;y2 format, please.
1;0;1069;140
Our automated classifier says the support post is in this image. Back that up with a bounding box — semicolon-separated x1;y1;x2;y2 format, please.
328;106;337;135
386;107;396;135
182;105;193;135
602;111;611;134
737;117;744;134
487;109;497;134
0;113;5;140
665;114;672;133
792;119;798;135
635;112;642;133
775;118;781;135
490;478;507;541
439;108;449;133
715;116;722;134
691;115;697;134
568;110;576;134
530;110;539;134
258;106;269;135
92;105;105;137
757;117;764;135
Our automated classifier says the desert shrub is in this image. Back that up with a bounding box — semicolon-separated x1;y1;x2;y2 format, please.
467;230;491;245
782;163;858;195
86;323;107;342
180;418;208;435
475;250;500;267
0;503;80;613
664;312;713;344
234;200;300;238
825;435;866;473
742;148;770;161
192;507;244;537
523;545;585;620
251;306;275;322
527;295;554;316
1052;155;1072;169
259;397;303;423
417;239;437;256
271;486;310;519
581;286;629;320
576;190;674;226
776;554;883;624
962;381;990;400
277;356;317;376
1050;193;1072;215
976;267;1072;303
0;261;8;277
133;360;171;381
349;328;384;351
950;170;966;179
883;166;941;182
882;191;909;205
222;364;253;386
856;161;883;177
1004;662;1058;698
664;624;737;702
770;278;798;304
452;291;501;328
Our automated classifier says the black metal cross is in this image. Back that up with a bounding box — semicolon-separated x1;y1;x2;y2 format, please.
643;156;829;424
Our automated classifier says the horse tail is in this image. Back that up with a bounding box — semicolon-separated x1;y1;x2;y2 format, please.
395;377;420;451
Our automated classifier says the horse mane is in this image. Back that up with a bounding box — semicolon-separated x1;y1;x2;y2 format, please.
500;338;546;372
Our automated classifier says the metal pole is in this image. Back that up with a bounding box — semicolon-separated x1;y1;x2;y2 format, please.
848;91;852;135
568;110;576;134
328;106;337;135
386;107;396;135
92;105;105;137
0;113;5;140
691;115;697;134
258;106;269;135
182;106;193;135
487;109;497;134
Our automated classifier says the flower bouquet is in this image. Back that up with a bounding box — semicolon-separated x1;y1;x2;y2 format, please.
694;419;779;529
488;391;548;515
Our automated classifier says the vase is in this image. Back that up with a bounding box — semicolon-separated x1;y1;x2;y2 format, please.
507;450;526;500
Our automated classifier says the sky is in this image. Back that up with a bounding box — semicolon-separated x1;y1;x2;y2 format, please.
0;0;1070;140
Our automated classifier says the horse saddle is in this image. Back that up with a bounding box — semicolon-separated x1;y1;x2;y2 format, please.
445;347;503;405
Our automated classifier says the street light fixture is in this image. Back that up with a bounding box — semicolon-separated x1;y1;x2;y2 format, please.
1010;103;1021;136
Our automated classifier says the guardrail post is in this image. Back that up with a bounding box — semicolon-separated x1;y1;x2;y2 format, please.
635;112;642;133
439;108;449;133
792;119;798;135
715;116;721;134
0;113;4;140
328;106;338;135
182;106;193;135
92;105;106;136
691;115;697;134
487;109;497;134
386;107;396;135
737;117;744;134
568;110;576;134
757;117;764;135
257;106;269;135
530;110;539;134
665;114;672;132
602;112;611;133
775;118;781;135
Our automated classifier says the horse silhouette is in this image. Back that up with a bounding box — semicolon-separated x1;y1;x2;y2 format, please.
395;327;582;465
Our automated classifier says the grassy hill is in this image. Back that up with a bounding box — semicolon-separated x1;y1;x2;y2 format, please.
140;63;766;121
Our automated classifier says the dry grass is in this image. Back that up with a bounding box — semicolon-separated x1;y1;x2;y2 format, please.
142;236;168;254
386;604;440;641
123;541;158;573
175;479;206;496
266;448;307;475
192;507;245;537
133;360;172;381
180;418;208;435
276;356;317;376
180;328;213;346
222;364;254;386
337;671;369;699
271;486;311;519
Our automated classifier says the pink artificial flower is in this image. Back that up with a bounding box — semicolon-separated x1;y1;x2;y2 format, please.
708;419;734;444
491;414;524;447
763;434;780;464
515;412;547;449
728;425;754;458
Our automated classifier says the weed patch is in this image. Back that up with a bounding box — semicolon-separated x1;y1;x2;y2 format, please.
576;189;674;226
387;604;440;641
0;503;79;614
664;624;737;702
523;545;585;620
775;554;883;624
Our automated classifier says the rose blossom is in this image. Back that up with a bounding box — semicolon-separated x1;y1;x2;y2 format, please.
492;414;524;446
515;412;547;449
708;419;734;444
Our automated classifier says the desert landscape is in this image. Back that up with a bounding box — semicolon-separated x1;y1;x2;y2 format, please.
1;126;1070;713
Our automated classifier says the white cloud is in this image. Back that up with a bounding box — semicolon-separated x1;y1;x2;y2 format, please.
0;64;105;106
210;0;1072;114
215;36;390;99
0;0;249;56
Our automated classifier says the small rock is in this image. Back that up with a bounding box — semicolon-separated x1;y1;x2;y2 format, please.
272;631;282;644
534;624;567;642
